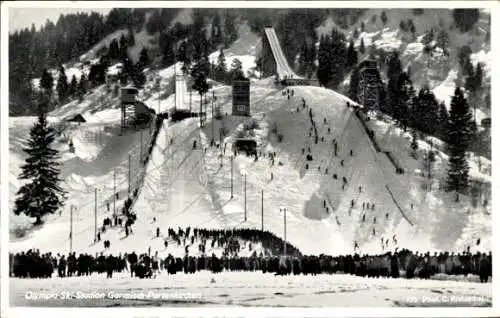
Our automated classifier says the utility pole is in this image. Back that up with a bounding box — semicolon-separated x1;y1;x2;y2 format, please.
128;153;131;195
212;91;215;144
261;189;264;231
189;88;192;112
283;208;287;257
200;93;203;127
94;188;98;242
70;205;74;253
230;155;234;199
113;169;116;217
157;78;161;115
205;93;208;124
244;173;247;221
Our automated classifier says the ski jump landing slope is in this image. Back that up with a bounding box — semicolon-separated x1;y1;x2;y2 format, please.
174;63;188;111
264;28;300;79
196;83;489;256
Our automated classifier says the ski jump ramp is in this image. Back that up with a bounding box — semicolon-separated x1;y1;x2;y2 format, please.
263;28;318;86
263;28;298;79
174;66;188;110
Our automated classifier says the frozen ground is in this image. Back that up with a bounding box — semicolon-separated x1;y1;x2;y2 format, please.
10;272;492;307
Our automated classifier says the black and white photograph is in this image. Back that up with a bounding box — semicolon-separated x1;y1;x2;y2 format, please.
3;1;496;312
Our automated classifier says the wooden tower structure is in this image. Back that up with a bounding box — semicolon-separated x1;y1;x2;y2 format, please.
357;59;380;110
120;86;138;132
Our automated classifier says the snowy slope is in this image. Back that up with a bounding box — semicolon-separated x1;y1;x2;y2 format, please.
194;84;490;256
318;9;490;118
9;62;180;249
10;11;490;258
10;76;491;257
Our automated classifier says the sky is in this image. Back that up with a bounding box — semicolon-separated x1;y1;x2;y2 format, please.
9;8;112;33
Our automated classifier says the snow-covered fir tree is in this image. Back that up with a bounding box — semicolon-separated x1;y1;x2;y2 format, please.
56;65;69;103
14;106;66;225
348;66;360;103
40;69;54;97
215;48;228;82
446;86;474;194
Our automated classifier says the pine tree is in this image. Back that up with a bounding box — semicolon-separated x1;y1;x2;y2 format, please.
359;38;365;54
40;69;54;97
127;26;135;46
14;107;66;225
56;65;69;103
192;70;209;125
400;20;407;32
298;41;309;76
422;30;434;46
119;34;128;56
346;40;358;68
88;63;107;87
224;13;238;48
255;56;262;77
348;66;360;103
464;59;476;93
161;42;175;67
438;101;449;140
436;29;449;50
317;35;331;87
329;28;347;89
453;9;480;32
384;52;402;116
475;63;483;91
179;40;192;74
446;87;473;193
68;75;77;98
138;47;151;70
381;11;388;25
191;41;211;78
108;39;120;60
410;130;418;158
386;51;402;89
131;58;146;88
212;13;222;48
394;71;413;131
353;28;359;39
78;73;88;99
458;45;472;71
146;10;165;35
215;48;227;82
412;86;439;135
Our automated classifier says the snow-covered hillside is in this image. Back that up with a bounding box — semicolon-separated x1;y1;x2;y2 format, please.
8;28;261;250
9;81;491;257
10;10;491;259
318;9;491;121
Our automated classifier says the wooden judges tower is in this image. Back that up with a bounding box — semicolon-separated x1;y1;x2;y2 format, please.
120;86;138;131
357;59;381;110
232;79;251;116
